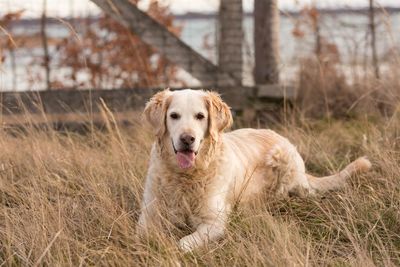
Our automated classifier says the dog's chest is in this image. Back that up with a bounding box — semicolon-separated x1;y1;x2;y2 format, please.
157;172;212;227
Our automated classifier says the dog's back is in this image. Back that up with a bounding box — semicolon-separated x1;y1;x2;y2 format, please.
223;128;371;198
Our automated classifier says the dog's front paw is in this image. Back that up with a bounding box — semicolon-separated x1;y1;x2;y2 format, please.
179;235;199;253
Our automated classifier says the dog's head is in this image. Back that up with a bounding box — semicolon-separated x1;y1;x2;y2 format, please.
144;89;232;170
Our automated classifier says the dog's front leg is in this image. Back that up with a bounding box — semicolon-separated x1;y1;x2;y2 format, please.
179;221;226;252
179;196;230;252
137;175;158;233
137;200;157;232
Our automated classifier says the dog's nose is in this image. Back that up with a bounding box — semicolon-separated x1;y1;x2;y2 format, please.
180;133;195;146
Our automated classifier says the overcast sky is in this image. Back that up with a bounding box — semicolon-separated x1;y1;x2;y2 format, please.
1;0;399;18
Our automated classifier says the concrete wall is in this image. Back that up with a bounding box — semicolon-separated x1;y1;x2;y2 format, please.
218;0;243;82
92;0;239;87
0;88;157;115
0;87;255;116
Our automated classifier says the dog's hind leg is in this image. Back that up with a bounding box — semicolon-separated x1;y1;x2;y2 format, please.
266;142;371;196
265;141;315;197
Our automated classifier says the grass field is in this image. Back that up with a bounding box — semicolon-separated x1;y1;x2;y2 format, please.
1;2;400;265
0;108;399;266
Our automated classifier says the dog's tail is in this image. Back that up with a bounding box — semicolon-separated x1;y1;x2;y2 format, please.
306;157;372;192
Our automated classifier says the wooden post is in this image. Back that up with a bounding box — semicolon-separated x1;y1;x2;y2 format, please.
41;0;51;90
369;0;380;79
254;0;279;84
218;0;243;83
10;46;16;91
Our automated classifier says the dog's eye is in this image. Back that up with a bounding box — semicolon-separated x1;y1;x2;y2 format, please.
170;112;180;120
195;113;205;120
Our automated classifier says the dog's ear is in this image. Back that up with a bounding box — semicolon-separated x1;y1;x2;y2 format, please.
143;89;172;138
205;91;233;140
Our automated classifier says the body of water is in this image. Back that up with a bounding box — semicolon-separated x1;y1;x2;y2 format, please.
1;12;399;90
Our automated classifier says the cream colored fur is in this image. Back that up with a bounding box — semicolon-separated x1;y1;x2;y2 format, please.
137;89;372;252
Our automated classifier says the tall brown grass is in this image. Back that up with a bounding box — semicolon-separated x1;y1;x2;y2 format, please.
295;57;400;119
1;6;400;265
0;104;399;266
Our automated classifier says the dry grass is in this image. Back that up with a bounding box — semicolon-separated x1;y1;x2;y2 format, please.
0;108;399;266
296;58;400;119
1;4;399;266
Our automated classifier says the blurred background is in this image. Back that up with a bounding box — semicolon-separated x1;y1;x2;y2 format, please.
0;0;399;119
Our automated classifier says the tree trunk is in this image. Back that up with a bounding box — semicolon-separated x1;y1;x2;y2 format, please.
41;0;51;90
218;0;243;83
254;0;279;84
369;0;380;79
10;48;17;90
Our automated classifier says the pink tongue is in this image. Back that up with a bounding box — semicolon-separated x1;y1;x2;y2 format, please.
176;151;195;169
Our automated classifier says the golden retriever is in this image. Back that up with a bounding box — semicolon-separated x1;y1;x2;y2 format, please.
137;89;371;252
